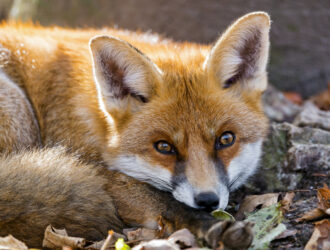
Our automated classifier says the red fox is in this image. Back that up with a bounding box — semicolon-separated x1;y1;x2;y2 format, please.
0;12;270;248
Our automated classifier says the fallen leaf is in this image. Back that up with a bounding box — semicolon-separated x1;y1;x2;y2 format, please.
283;91;303;105
318;184;330;212
86;239;105;249
212;209;235;221
132;239;179;250
115;238;131;250
297;208;325;222
236;193;279;220
280;192;295;213
275;229;297;240
304;219;330;250
244;203;286;250
42;225;86;248
297;184;330;222
310;82;330;111
0;235;28;250
168;228;198;248
124;228;158;242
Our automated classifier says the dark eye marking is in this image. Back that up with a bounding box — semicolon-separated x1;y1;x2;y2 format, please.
154;140;176;155
223;74;240;88
215;131;236;150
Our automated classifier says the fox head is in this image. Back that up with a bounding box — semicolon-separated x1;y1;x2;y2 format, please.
90;12;270;211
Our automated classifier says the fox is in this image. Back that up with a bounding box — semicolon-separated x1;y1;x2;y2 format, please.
0;12;270;248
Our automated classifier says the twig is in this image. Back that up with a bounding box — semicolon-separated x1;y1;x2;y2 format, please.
101;230;114;250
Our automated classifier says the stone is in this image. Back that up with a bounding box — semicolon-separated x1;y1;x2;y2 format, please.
246;122;330;193
262;85;301;122
294;101;330;131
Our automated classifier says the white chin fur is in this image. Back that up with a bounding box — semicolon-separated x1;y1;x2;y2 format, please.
108;155;173;192
172;181;196;208
228;140;263;190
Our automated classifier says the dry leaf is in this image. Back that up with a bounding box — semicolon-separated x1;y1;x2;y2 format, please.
236;193;279;220
304;219;330;250
318;184;330;212
275;229;297;240
283;91;303;105
42;225;86;248
132;239;179;250
124;228;157;242
297;208;325;222
168;228;197;248
0;235;28;250
298;184;330;222
85;239;105;249
280;192;295;213
310;82;330;111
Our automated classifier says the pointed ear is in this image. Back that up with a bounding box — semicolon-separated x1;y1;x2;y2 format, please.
89;35;162;113
205;12;270;93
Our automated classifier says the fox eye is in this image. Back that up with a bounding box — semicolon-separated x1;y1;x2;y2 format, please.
154;140;176;155
215;131;236;150
224;75;239;88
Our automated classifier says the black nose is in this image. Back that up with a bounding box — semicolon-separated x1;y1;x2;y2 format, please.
194;192;219;212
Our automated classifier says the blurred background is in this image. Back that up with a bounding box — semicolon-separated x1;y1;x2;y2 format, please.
0;0;329;98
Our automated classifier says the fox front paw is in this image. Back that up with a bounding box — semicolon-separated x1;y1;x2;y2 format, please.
204;221;253;249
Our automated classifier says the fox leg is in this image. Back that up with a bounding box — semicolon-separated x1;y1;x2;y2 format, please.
104;171;253;249
0;70;41;153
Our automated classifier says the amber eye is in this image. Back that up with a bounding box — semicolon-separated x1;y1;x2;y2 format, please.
154;140;176;155
215;131;236;150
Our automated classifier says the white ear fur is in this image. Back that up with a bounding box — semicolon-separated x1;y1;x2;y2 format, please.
205;12;271;92
89;35;162;112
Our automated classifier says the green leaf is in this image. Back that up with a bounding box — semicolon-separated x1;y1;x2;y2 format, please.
115;238;131;250
245;203;286;250
211;209;235;221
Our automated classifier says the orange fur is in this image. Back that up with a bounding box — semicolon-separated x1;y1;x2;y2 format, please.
0;12;270;248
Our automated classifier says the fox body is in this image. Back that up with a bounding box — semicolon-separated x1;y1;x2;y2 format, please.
0;12;270;248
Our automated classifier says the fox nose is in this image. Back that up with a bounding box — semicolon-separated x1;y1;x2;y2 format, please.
194;192;219;212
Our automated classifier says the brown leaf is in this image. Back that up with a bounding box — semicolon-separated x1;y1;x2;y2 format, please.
235;193;279;220
297;208;325;222
280;192;295;213
318;184;330;212
132;239;179;250
304;219;330;250
0;235;28;250
310;82;330;111
42;225;86;248
85;239;105;249
85;230;125;249
275;229;297;240
297;184;330;222
124;228;158;242
168;228;198;248
283;91;303;105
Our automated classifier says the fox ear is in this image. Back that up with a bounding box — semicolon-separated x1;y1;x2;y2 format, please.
205;12;270;93
90;36;162;113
